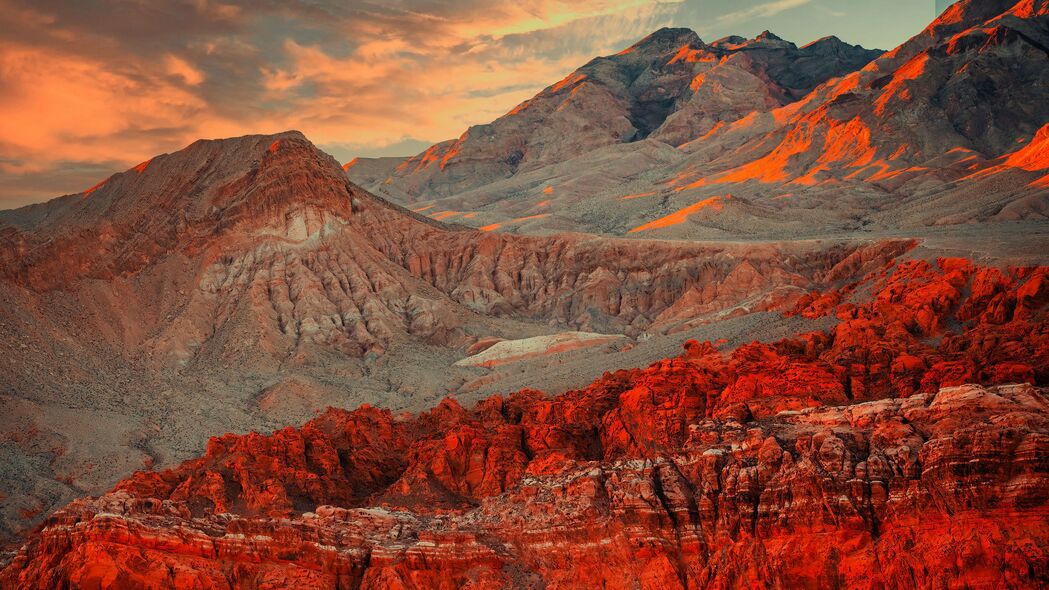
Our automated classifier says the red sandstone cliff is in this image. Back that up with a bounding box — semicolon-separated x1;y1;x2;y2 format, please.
3;258;1047;588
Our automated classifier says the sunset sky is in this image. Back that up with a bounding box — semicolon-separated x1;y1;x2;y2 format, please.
0;0;939;208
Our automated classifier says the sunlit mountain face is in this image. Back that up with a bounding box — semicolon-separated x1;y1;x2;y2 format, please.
1;1;1048;588
938;0;961;15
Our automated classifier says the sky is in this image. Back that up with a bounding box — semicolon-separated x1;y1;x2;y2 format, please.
0;0;940;208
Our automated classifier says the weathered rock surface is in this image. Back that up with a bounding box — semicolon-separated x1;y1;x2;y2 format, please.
0;132;910;362
4;384;1047;588
3;256;1048;588
0;130;919;543
1;2;1047;574
682;0;1049;189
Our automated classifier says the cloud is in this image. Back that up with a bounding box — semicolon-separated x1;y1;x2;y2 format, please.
0;159;124;209
0;44;209;167
164;54;206;86
713;0;812;27
0;0;681;205
321;137;435;161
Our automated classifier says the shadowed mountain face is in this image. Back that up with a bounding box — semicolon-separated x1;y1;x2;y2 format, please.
345;27;881;201
349;0;1049;239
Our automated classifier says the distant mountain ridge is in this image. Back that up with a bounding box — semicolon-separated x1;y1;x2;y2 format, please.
346;27;881;201
348;0;1049;239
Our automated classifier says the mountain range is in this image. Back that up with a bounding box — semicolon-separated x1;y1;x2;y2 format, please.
349;0;1049;238
346;28;881;198
0;0;1048;587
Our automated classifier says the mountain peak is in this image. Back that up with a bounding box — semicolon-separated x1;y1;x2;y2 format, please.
801;35;881;54
747;30;795;49
183;130;308;154
349;24;894;200
809;34;842;44
1;131;364;288
709;31;793;50
932;0;1026;28
712;35;747;47
620;27;702;55
802;35;844;49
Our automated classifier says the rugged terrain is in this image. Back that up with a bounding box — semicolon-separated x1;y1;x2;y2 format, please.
3;257;1048;588
0;131;921;544
0;0;1047;586
350;0;1049;238
346;27;880;201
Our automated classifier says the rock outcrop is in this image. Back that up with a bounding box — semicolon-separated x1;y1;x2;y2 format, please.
3;257;1048;588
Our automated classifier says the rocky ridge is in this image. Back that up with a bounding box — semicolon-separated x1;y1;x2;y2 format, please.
347;27;881;201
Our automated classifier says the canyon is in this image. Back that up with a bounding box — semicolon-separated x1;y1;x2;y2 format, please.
0;129;916;546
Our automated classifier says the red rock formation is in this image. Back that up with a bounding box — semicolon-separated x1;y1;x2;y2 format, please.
0;126;923;545
817;259;1047;398
1;4;1046;576
3;259;1048;588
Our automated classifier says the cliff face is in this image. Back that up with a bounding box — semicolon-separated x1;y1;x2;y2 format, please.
5;383;1045;589
3;257;1047;589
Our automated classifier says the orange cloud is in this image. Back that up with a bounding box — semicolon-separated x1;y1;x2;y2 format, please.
0;43;209;169
163;54;206;86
